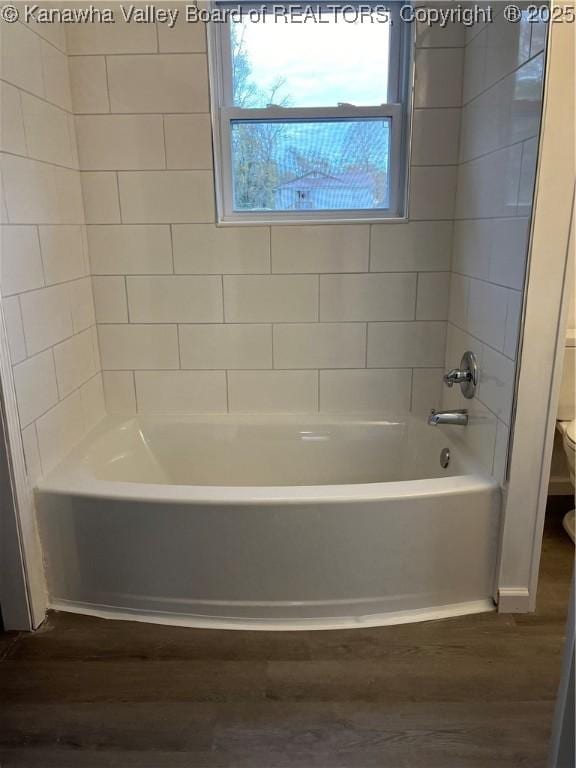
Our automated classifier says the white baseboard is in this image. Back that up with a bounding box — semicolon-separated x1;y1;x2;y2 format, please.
498;587;531;613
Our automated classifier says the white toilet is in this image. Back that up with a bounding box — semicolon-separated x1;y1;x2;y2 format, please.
557;329;575;542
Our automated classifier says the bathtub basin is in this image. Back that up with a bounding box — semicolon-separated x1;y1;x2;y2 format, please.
36;413;500;630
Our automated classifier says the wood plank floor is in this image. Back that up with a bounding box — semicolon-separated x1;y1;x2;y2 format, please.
0;501;573;767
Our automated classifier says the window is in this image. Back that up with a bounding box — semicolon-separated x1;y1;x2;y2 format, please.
208;2;412;224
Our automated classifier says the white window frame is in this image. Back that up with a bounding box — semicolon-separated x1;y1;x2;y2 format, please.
207;2;413;225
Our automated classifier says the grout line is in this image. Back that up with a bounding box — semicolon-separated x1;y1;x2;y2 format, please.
124;276;130;323
161;115;168;169
66;51;207;58
168;225;175;273
176;323;182;368
132;370;138;412
0;76;76;120
461;49;546;109
22;18;68;55
103;56;112;113
220;274;226;322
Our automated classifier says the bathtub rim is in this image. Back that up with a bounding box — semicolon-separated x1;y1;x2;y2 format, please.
35;412;498;504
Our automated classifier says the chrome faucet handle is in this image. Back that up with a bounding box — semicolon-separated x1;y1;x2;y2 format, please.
443;369;472;387
442;351;479;399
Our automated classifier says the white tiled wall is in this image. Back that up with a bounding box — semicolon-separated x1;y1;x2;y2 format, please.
443;10;546;478
0;19;104;480
1;8;543;488
66;7;464;419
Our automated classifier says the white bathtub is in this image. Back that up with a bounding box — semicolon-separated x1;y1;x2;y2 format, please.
35;413;501;630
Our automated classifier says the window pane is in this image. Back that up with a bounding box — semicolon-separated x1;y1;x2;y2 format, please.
231;11;391;108
231;119;391;212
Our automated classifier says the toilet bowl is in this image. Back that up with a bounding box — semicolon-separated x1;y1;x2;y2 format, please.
557;329;575;543
558;420;575;542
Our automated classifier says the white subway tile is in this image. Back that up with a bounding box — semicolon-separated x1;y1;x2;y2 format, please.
157;11;206;52
0;21;44;97
103;370;136;415
66;15;158;54
1;178;7;224
530;19;548;57
53;166;85;224
41;41;72;112
416;272;450;321
444;323;484;374
36;391;85;474
92;276;128;323
173;224;270;274
20;93;74;168
0;82;27;155
25;13;66;51
179;324;272;369
484;11;531;89
448;272;470;330
460;55;544;163
76;115;166;171
69;56;110;113
165;115;213;170
517;137;539;216
368;322;447;367
461;398;498;473
20;284;73;355
467;278;508;351
409;167;458;220
274;323;366;369
135;371;227;414
1;226;44;296
370;221;452;272
478;345;515;424
53;328;97;398
39;225;86;285
320;369;410;413
489;218;529;289
411;109;461;166
13;350;59;427
21;423;42;484
411;368;444;417
492;419;510;485
88;225;173;274
463;27;488;103
503;289;523;360
118;171;214;224
2;296;26;364
80;374;106;432
81;172;121;224
272;225;369;273
107;54;209;113
98;324;179;369
2;155;60;224
416;19;465;48
69;277;96;333
452;219;492;281
320;274;416;321
228;370;318;413
90;326;101;372
224;275;318;322
456;144;523;220
127;275;223;322
414;48;464;108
